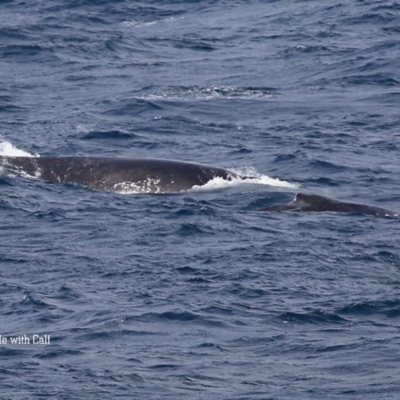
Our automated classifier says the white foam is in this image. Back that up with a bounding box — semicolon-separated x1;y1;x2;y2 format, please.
190;173;298;193
247;174;298;188
0;141;33;157
233;166;298;189
190;176;242;192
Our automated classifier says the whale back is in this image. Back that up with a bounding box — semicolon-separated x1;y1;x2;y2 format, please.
0;156;238;193
260;192;397;216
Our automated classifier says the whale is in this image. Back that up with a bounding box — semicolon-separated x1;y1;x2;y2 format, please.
259;192;397;217
1;155;396;216
0;156;244;193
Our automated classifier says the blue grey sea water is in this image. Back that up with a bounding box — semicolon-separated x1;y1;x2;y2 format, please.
1;1;400;399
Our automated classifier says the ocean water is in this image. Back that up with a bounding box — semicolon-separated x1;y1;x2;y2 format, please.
1;1;400;399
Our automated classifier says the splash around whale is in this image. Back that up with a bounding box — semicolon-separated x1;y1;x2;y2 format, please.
0;155;253;193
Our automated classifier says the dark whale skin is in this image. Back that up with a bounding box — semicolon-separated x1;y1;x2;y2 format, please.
0;156;240;193
259;192;398;217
